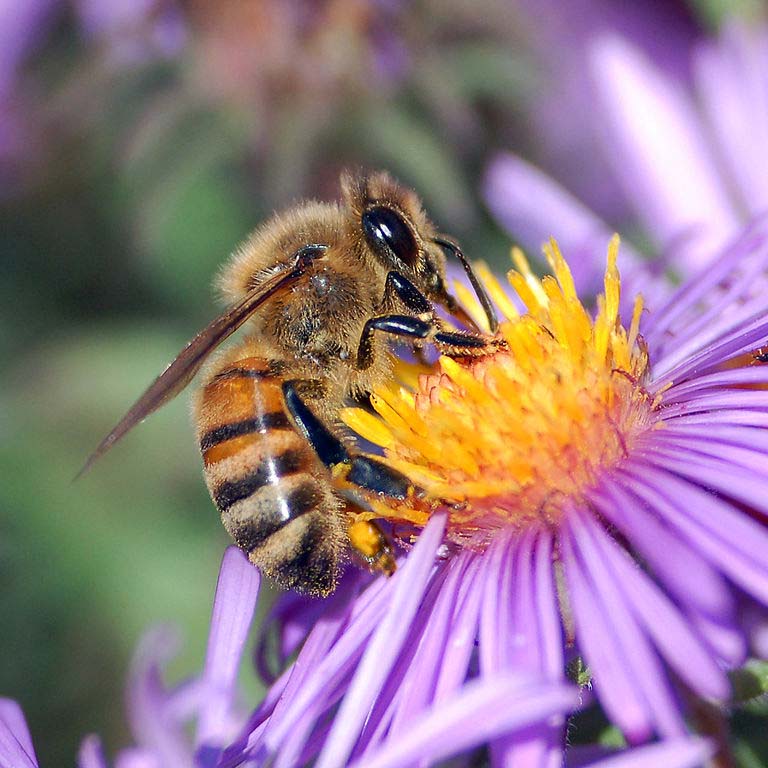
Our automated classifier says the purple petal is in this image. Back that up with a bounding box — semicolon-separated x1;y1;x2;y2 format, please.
620;463;768;606
560;522;651;741
431;552;485;704
0;699;37;768
643;218;768;350
493;529;566;768
348;674;579;768
479;530;516;674
483;154;647;297
694;24;768;217
592;478;743;667
125;627;194;767
351;562;456;758
314;513;447;768
382;551;473;738
578;738;712;768
195;547;260;753
588;35;738;272
651;313;768;388
257;575;392;760
114;749;159;768
689;612;747;668
636;445;768;538
583;509;728;699
566;508;686;738
591;481;733;619
662;368;768;402
78;735;108;768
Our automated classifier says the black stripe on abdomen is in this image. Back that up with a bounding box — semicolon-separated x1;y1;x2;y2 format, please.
200;413;291;451
213;449;304;510
230;481;322;551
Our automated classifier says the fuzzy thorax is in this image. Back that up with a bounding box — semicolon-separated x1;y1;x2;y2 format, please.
342;236;656;548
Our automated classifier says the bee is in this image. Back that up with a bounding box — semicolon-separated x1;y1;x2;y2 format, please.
82;171;499;596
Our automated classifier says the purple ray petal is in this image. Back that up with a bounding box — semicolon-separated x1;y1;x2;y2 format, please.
669;410;768;428
642;217;768;344
383;552;473;739
114;749;159;768
348;674;579;768
577;738;712;768
588;34;738;272
494;529;566;768
689;611;747;668
592;478;745;667
483;153;648;297
125;627;194;767
656;391;768;421
694;24;768;216
637;446;768;531
582;509;728;699
590;481;733;620
619;464;768;606
0;699;37;768
350;563;457;759
652;430;768;475
258;574;392;757
314;513;447;768
432;552;485;704
560;521;651;741
479;530;517;674
535;530;565;684
78;735;109;768
650;312;768;385
662;368;768;402
195;547;260;755
566;508;686;738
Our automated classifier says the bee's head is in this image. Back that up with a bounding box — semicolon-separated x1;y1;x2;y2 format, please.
341;170;450;301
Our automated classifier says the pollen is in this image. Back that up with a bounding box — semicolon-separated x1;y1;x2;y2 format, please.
341;236;655;548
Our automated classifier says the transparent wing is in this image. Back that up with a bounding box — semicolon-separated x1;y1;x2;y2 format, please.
78;247;324;478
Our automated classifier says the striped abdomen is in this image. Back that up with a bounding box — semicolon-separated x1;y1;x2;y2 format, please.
195;356;345;596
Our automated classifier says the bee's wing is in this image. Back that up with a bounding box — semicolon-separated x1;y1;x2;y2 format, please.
78;250;321;478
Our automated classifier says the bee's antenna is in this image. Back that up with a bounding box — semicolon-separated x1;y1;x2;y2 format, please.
433;237;499;333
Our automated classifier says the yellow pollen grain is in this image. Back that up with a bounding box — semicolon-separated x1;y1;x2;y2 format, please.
339;238;654;548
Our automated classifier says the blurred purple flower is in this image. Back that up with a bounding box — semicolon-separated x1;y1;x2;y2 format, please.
77;546;260;768
73;0;186;64
486;19;768;287
0;0;61;185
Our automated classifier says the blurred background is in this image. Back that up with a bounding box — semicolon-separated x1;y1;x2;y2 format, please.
0;0;763;763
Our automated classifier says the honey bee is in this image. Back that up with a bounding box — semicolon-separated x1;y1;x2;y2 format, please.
82;171;499;596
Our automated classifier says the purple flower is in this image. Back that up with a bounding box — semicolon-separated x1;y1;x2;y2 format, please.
485;19;768;286
73;0;186;64
78;546;260;768
0;545;711;767
247;226;768;760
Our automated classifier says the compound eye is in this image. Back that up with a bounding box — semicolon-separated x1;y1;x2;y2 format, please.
362;206;419;267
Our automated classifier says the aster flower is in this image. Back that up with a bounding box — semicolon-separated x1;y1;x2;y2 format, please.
215;225;768;767
485;19;768;287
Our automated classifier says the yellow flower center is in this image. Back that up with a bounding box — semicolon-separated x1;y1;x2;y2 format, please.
342;237;657;548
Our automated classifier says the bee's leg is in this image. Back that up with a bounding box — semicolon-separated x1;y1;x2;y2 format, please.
282;379;413;500
347;516;397;576
356;314;493;371
382;270;433;314
283;379;408;576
